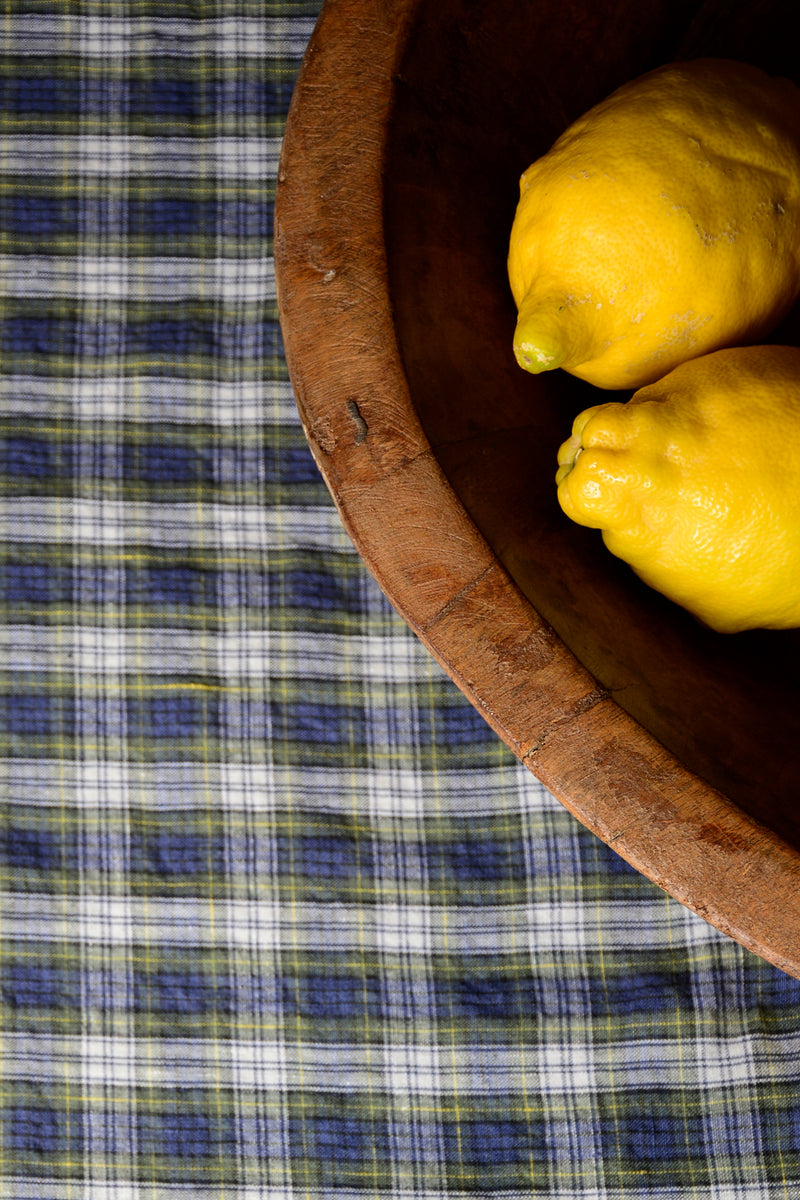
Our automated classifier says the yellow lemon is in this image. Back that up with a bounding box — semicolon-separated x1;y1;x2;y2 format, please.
555;344;800;633
508;59;800;390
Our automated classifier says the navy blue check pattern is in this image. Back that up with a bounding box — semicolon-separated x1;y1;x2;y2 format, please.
2;3;800;1197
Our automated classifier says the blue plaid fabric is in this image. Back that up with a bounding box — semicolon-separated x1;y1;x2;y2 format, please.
2;3;800;1197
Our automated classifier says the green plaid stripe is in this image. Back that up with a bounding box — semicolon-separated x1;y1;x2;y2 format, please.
2;3;800;1197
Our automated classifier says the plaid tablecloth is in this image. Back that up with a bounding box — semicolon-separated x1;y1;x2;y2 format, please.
2;3;800;1197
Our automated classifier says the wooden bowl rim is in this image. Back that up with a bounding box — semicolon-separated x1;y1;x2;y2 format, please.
275;0;800;976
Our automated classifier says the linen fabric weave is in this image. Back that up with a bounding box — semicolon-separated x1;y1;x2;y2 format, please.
1;2;800;1196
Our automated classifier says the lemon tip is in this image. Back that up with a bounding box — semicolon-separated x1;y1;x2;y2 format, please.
513;337;566;375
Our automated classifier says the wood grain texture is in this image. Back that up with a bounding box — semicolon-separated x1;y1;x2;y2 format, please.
275;0;800;976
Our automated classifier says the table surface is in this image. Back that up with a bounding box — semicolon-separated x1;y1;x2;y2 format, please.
1;3;800;1197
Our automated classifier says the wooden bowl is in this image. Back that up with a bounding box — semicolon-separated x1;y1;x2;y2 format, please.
275;0;800;975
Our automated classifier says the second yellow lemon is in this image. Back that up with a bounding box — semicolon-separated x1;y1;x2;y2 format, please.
508;58;800;389
555;344;800;633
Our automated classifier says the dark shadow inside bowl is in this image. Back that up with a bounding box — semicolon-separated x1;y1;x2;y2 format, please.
384;0;800;845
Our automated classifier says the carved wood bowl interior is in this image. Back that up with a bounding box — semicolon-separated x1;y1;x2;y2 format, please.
275;0;800;975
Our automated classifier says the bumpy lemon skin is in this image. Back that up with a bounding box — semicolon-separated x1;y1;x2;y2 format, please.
509;59;800;390
555;345;800;633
